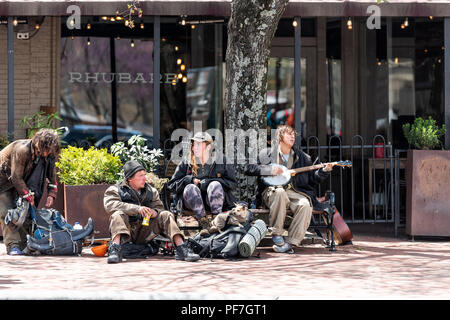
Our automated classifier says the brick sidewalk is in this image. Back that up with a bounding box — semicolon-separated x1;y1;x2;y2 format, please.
1;229;449;300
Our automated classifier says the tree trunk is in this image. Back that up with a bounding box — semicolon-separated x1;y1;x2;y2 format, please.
224;0;289;132
224;0;289;206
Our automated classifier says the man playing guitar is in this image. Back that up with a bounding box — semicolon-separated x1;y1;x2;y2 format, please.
245;125;334;253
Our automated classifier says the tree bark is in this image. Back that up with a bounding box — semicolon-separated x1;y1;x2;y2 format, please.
224;0;289;132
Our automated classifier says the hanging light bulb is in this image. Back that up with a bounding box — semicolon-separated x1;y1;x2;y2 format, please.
140;23;144;29
180;64;186;71
87;23;91;30
71;35;75;40
69;19;75;27
182;76;188;83
130;40;135;48
87;37;91;46
177;58;182;65
101;16;108;21
181;16;186;26
292;20;298;28
177;73;183;79
35;23;40;30
116;16;123;21
110;17;116;22
394;57;399;64
429;16;433;20
117;36;121;40
401;23;405;29
175;46;179;51
191;24;196;29
404;17;409;27
347;17;352;30
125;19;129;27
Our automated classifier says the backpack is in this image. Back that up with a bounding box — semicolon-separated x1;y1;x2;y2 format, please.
187;225;249;259
26;205;94;256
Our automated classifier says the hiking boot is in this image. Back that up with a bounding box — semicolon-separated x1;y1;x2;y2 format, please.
198;216;211;236
107;243;122;264
175;243;200;262
272;242;294;254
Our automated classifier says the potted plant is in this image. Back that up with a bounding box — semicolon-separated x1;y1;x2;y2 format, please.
20;111;62;138
402;116;449;237
56;146;123;238
111;135;167;193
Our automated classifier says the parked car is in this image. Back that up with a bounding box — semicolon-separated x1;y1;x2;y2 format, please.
59;124;153;150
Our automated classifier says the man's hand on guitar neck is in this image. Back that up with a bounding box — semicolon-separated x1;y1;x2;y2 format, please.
323;163;335;172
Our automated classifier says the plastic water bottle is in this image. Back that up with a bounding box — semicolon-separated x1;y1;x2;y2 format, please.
73;222;83;230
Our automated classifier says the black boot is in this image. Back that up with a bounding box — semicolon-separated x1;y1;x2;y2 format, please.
175;243;200;262
107;243;122;264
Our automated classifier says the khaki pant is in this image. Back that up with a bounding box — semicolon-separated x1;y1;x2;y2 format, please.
263;186;312;247
109;210;183;245
0;189;32;252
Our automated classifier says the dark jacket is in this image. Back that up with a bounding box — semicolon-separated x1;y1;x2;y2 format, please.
167;153;237;211
0;139;58;200
244;144;330;208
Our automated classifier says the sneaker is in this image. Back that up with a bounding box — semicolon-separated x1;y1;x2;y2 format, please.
107;243;122;264
175;243;200;262
272;242;294;254
272;235;285;246
8;247;23;256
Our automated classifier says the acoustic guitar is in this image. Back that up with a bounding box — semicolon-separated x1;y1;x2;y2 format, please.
317;196;353;245
262;160;352;187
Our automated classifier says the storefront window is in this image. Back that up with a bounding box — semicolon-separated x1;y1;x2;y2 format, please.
60;19;154;149
160;18;225;146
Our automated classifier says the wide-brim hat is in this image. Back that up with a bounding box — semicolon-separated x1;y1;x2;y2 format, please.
190;132;213;143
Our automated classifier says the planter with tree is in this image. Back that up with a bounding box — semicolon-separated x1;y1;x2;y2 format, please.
402;116;449;237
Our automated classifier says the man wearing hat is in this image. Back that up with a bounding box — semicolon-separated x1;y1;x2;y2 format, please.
168;131;237;236
103;159;200;263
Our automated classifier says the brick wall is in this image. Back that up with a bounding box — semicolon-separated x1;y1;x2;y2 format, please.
0;16;61;140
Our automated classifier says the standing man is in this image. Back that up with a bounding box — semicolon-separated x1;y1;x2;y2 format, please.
245;125;334;253
0;129;60;255
104;160;200;263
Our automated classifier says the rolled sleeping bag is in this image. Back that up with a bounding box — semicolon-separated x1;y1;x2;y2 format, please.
238;219;267;258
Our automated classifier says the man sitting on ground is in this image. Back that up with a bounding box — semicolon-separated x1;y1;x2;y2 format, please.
103;160;200;263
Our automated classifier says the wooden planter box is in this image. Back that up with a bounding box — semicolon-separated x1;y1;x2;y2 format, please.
64;184;113;239
406;149;450;237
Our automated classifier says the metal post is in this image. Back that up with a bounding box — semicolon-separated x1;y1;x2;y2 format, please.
7;17;14;141
294;16;302;144
110;37;118;143
153;16;160;149
445;18;450;150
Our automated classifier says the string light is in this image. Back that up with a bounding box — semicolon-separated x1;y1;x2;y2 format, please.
401;23;405;29
140;23;144;29
394;57;399;64
429;16;433;20
292;20;298;28
87;37;91;46
191;24;196;29
175;46;179;51
101;16;108;21
71;35;75;40
130;40;135;47
35;24;40;30
177;73;183;79
180;64;186;71
87;23;91;30
182;76;188;83
177;58;182;65
110;17;116;22
404;17;409;27
347;17;352;30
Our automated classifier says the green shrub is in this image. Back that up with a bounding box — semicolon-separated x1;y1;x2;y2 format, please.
56;146;123;185
402;116;446;150
111;135;164;175
0;134;9;151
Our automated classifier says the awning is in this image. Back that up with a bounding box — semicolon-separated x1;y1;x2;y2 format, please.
1;0;450;17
